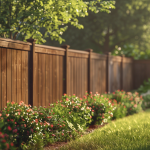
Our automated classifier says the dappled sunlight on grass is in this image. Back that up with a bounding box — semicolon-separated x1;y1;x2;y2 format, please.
59;109;150;150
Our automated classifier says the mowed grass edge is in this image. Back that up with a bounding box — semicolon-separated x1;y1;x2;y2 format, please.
58;109;150;150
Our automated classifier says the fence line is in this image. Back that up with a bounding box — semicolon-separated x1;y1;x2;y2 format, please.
0;37;149;110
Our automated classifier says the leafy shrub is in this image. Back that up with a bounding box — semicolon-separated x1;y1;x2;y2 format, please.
84;92;115;125
141;94;150;110
108;99;127;120
110;90;143;116
136;78;150;95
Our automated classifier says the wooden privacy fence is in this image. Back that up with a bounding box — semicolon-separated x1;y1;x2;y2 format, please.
0;37;149;110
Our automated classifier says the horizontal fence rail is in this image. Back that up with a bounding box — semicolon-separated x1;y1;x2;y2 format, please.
0;37;150;110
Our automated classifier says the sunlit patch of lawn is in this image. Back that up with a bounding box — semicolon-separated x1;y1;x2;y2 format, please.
59;109;150;150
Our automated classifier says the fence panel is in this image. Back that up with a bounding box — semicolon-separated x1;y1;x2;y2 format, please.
91;53;107;94
34;45;65;107
0;38;31;110
109;55;121;93
133;60;150;90
122;57;133;91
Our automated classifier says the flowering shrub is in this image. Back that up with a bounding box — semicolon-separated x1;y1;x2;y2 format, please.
83;92;115;125
110;90;143;116
0;90;143;149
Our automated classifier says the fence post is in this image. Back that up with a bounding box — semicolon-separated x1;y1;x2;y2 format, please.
106;52;111;94
121;54;125;91
26;38;36;106
131;57;134;90
85;49;93;94
61;45;70;95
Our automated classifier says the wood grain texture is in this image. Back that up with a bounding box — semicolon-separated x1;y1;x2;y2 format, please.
7;49;12;102
56;55;59;101
2;48;7;108
12;50;17;103
25;52;28;105
16;50;22;104
49;55;53;105
52;55;56;103
59;56;63;100
38;54;42;107
45;54;50;107
41;54;46;107
33;53;39;107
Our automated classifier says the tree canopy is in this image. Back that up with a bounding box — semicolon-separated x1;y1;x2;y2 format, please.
0;0;115;44
44;0;150;54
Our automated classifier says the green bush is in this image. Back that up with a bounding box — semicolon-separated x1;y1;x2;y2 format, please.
0;90;144;149
110;90;143;116
136;78;150;95
141;94;150;110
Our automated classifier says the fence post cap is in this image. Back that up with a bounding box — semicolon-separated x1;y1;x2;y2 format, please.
26;38;36;43
61;45;70;49
85;49;93;52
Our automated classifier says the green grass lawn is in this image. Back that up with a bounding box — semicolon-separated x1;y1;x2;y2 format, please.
58;109;150;150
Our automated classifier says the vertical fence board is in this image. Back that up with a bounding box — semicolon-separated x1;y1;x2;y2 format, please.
33;53;38;107
2;48;6;108
42;54;46;106
25;52;28;105
12;50;17;103
49;55;53;104
21;51;26;103
70;57;73;96
81;58;84;97
38;54;42;106
79;58;81;98
56;55;59;101
45;54;50;107
68;57;71;96
16;50;21;103
7;49;11;102
59;56;63;100
73;58;76;95
52;55;56;103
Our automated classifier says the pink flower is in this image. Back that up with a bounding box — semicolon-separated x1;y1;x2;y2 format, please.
2;139;6;143
11;142;14;146
52;134;55;136
0;113;2;117
73;94;75;96
62;133;64;136
50;124;53;128
7;126;12;131
6;143;9;149
30;129;33;133
134;104;137;108
66;98;69;101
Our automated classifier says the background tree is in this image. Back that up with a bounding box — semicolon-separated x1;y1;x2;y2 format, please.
44;0;150;55
0;0;115;44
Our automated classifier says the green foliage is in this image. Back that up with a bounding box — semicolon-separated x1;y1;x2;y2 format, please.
135;78;150;95
110;90;143;116
141;95;150;110
0;0;115;44
112;44;150;60
0;90;145;149
44;0;150;55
